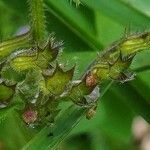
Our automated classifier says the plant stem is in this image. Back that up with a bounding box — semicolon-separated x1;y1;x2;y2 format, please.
28;0;46;45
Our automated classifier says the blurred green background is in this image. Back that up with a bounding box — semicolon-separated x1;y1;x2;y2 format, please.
0;0;150;150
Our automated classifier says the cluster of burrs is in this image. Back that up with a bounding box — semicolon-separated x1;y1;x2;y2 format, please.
0;33;68;126
0;30;150;127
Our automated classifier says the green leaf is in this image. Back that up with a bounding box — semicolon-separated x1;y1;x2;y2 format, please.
111;83;150;123
82;0;150;29
0;110;31;150
0;0;27;38
46;0;102;50
130;51;150;104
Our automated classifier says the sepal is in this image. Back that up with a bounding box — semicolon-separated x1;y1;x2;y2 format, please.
46;64;75;96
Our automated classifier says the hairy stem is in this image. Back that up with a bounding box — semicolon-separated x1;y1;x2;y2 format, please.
28;0;46;44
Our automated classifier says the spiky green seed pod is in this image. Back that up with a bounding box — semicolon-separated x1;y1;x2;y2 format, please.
90;32;150;83
69;32;150;106
46;64;75;96
3;36;61;74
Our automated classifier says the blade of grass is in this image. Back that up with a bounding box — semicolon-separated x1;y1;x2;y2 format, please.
82;0;150;30
46;0;102;50
22;105;86;150
112;83;150;123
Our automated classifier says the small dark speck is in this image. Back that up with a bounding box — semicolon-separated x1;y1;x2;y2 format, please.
47;132;54;137
141;32;149;39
